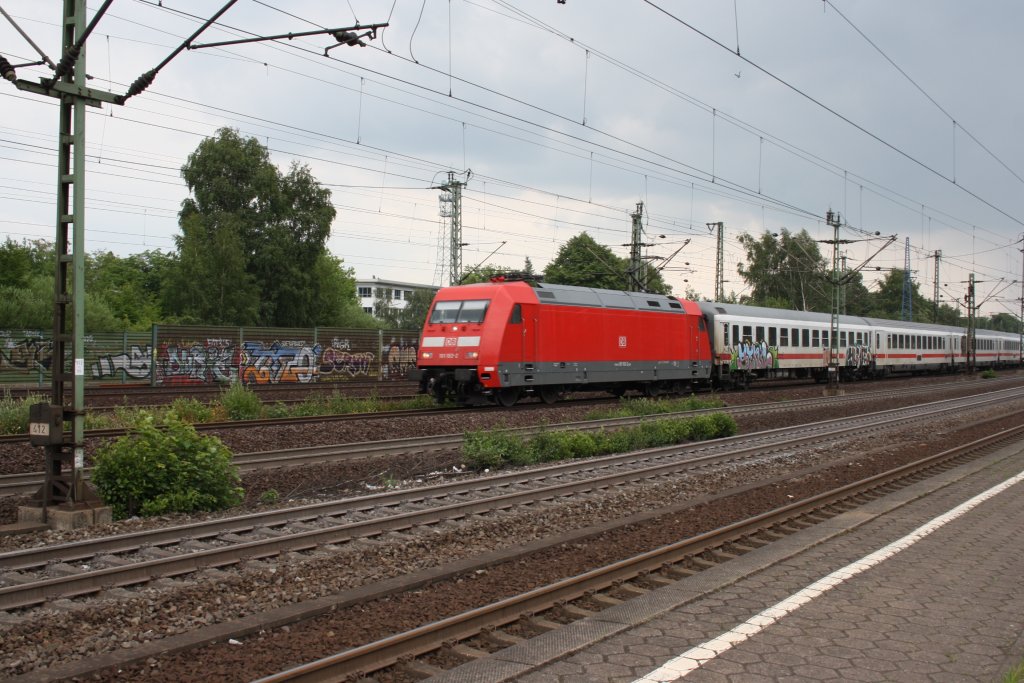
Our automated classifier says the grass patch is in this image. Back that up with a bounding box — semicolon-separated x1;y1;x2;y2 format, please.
0;389;45;435
463;412;737;471
1003;659;1024;683
584;395;725;420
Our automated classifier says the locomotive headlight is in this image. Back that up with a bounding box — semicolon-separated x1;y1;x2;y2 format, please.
465;351;479;359
421;351;433;359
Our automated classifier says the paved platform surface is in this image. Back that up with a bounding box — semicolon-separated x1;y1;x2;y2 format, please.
430;439;1024;682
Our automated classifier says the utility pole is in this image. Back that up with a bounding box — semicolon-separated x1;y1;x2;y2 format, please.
933;250;941;322
825;210;843;390
6;3;384;521
708;221;725;301
1019;237;1023;366
966;273;976;374
900;237;913;321
840;253;848;314
628;202;646;291
437;171;468;286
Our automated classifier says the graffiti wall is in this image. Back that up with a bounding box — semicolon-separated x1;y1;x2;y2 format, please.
91;344;152;380
156;338;238;385
0;332;52;377
1;326;420;387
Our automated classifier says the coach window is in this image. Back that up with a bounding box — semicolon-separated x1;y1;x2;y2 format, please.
733;325;740;345
780;328;789;346
812;330;820;347
802;329;810;347
768;327;777;346
723;324;729;346
742;325;752;341
756;326;765;342
508;304;522;324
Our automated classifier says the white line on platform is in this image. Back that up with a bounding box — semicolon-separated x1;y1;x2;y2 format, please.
632;468;1024;683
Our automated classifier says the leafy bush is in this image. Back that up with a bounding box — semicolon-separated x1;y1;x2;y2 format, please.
980;369;997;379
219;381;263;420
462;412;737;471
167;397;213;423
463;429;525;470
91;413;243;519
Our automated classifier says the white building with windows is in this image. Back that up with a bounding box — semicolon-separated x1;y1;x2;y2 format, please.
355;276;438;317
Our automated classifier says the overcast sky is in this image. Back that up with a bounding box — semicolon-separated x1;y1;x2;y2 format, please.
3;1;1024;318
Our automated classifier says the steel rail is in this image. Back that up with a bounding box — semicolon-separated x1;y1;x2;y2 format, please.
1;379;1014;496
252;422;1024;683
1;388;1021;611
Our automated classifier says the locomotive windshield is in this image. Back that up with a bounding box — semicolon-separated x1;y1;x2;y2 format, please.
429;299;489;324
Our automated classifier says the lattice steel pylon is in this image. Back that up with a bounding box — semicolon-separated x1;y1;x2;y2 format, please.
435;171;467;286
900;237;913;321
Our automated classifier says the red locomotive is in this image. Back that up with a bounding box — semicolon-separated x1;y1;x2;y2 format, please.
409;279;713;406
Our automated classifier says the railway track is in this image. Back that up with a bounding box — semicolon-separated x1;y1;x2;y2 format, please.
2;386;1021;613
261;420;1024;683
2;380;420;404
0;378;1017;497
4;387;1021;681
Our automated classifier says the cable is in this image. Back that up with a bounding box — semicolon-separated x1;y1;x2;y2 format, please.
639;0;1024;229
822;0;1024;188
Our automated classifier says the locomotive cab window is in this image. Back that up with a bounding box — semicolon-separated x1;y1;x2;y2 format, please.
508;304;522;324
429;299;490;324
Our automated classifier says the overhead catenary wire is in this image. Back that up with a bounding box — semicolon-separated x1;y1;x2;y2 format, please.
3;3;1020;305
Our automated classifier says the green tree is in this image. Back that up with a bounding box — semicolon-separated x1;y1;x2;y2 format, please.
0;274;120;332
86;250;171;330
308;253;375;327
175;128;341;327
544;233;625;290
867;270;927;320
165;213;259;325
736;228;829;310
987;312;1021;333
395;288;436;329
544;232;671;292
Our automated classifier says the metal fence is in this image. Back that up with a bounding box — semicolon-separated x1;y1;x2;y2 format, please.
0;326;420;388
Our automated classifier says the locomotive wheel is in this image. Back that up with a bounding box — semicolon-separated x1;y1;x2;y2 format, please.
495;387;520;407
643;383;661;398
539;386;560;405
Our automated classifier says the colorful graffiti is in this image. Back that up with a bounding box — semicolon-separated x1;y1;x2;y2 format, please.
0;334;53;374
240;341;322;385
1;328;414;386
320;338;374;378
845;345;873;369
383;337;418;379
91;345;152;380
729;340;777;372
157;339;239;385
